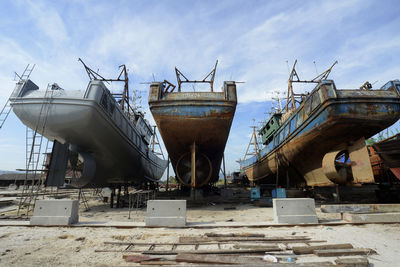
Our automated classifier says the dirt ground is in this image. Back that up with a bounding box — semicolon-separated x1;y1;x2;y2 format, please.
0;191;399;266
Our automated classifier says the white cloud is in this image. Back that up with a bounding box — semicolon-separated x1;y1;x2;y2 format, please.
24;0;69;44
0;0;399;173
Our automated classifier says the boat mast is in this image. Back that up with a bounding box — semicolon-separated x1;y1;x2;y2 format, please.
243;123;260;162
175;60;218;92
285;60;338;112
78;58;132;114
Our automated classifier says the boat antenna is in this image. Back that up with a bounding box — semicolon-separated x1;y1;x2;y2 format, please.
313;61;318;75
175;60;218;92
272;91;283;112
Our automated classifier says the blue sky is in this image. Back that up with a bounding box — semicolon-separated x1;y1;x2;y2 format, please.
0;0;399;177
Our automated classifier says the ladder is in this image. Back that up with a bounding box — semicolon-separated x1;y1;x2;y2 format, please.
17;83;53;216
78;189;90;211
0;64;35;130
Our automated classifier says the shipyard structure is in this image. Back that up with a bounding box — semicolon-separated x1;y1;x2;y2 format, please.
149;62;237;188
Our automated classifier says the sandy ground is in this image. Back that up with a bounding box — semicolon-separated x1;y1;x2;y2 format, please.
0;190;399;266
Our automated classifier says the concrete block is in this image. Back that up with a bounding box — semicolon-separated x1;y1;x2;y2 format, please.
220;189;233;198
146;200;186;227
30;199;79;225
273;198;318;224
343;212;400;223
8;184;18;190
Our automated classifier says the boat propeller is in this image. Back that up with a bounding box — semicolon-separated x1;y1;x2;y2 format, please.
322;150;351;184
68;151;96;188
176;151;212;188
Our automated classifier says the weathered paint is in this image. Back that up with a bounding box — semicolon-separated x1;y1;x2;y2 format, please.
243;79;400;187
149;81;237;187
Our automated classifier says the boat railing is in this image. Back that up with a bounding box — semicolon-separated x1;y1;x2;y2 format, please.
149;81;237;102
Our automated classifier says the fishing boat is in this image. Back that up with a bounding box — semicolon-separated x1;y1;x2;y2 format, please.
9;60;168;188
148;61;237;187
241;61;400;187
369;133;400;181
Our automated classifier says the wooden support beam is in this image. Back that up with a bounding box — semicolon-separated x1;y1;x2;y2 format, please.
335;257;369;267
205;233;265;238
179;236;310;243
313;248;376;257
292;243;353;254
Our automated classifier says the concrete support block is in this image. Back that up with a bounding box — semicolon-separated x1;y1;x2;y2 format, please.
146;200;186;227
8;184;18;190
30;199;79;225
273;198;318;224
343;212;400;223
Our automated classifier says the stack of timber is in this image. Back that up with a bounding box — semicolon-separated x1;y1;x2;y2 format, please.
95;232;375;266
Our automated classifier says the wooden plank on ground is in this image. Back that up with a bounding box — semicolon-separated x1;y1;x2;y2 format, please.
233;244;281;250
205;232;265;237
123;255;158;263
176;254;264;265
143;248;272;255
335;257;368;267
179;236;310;243
292;243;353;254
140;260;177;265
314;248;376;257
123;254;175;262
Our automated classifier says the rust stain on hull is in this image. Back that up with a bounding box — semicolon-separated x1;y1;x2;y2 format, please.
149;81;237;187
243;79;400;187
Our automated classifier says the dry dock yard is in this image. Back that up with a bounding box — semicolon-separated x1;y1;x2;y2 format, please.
0;187;399;266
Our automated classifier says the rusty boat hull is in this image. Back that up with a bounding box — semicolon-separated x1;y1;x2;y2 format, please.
242;80;400;187
149;82;237;187
371;134;400;180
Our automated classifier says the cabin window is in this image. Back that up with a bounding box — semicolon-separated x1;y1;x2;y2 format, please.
296;108;304;128
381;81;392;90
280;128;285;143
326;84;336;98
305;97;312;116
100;92;116;115
284;124;290;138
268;141;273;152
100;93;108;111
109;101;115;115
311;90;321;110
271;120;274;125
275;132;280;146
290;116;296;133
